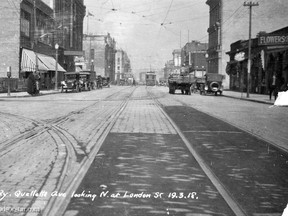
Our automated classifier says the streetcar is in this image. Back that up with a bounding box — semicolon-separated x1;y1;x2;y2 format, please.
146;72;156;86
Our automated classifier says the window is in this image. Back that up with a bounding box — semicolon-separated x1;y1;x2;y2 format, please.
20;10;30;37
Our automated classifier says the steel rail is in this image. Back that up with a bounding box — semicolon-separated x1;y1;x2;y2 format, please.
40;87;138;216
147;88;248;216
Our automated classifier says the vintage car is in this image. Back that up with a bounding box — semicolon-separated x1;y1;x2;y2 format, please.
102;77;110;88
199;73;224;96
61;71;94;93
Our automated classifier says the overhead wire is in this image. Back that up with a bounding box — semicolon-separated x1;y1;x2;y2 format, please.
148;0;175;62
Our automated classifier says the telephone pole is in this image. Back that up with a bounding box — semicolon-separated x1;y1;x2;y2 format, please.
244;1;259;98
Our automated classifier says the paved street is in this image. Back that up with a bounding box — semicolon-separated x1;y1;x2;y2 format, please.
0;86;287;216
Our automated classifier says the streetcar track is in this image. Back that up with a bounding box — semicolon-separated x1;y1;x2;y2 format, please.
147;88;248;216
0;87;134;216
0;87;132;153
39;87;138;216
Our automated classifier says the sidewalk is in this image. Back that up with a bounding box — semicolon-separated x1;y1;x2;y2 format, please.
0;88;276;105
223;90;275;105
0;89;60;98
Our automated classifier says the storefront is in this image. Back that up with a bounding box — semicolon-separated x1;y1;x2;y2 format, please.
20;48;66;90
226;26;288;94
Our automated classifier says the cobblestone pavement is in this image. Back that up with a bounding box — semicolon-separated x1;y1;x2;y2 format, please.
0;86;131;215
1;85;287;216
152;86;288;152
64;86;236;216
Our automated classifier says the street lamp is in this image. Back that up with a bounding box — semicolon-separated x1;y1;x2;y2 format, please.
91;59;94;71
55;43;59;90
7;66;11;96
205;53;209;74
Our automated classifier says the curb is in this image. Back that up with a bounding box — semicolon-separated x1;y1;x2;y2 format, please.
222;94;274;105
0;91;61;98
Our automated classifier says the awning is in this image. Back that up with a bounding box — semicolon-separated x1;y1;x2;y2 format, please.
21;48;66;73
75;66;82;72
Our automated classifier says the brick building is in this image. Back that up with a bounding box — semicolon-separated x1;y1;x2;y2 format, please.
181;41;208;77
0;0;85;91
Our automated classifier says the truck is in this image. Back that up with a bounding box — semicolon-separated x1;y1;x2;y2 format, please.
168;68;196;95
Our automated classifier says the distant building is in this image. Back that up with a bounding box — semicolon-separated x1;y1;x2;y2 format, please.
115;49;131;84
206;0;288;88
139;72;146;84
115;50;124;83
163;60;174;78
172;49;182;74
181;41;208;77
83;33;116;80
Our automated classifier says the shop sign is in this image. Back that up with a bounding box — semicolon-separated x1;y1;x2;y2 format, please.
64;51;84;56
234;52;245;61
258;34;288;46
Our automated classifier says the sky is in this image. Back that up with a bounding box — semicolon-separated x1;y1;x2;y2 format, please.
83;0;209;74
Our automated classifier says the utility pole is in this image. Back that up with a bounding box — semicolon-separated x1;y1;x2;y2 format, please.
244;1;259;98
33;0;39;73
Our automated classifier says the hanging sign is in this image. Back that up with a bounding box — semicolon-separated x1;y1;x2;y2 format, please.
234;52;245;61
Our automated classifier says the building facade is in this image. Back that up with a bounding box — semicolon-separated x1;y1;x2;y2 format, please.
0;0;85;92
227;26;288;94
206;0;288;89
52;0;86;72
181;41;208;76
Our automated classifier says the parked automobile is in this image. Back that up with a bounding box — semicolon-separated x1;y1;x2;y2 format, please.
102;77;111;88
199;73;224;96
61;71;94;93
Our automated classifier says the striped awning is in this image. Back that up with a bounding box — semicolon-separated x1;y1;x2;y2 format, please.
21;48;66;73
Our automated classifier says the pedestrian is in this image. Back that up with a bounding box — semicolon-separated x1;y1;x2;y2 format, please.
269;74;277;100
27;73;36;95
34;72;41;94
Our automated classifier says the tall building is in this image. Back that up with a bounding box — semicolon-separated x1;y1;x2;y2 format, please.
52;0;86;71
0;0;56;79
0;0;66;91
206;0;288;88
0;0;85;91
